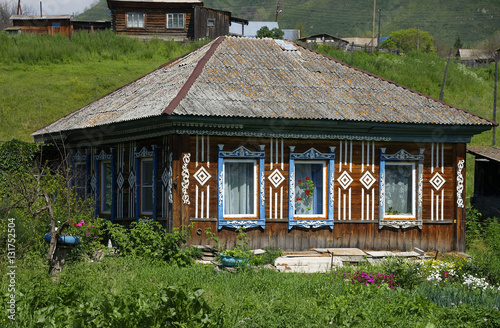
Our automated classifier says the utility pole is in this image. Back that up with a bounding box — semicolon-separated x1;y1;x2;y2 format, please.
377;9;381;51
494;50;498;146
440;49;452;101
275;0;280;22
17;0;22;15
417;25;419;51
371;0;376;52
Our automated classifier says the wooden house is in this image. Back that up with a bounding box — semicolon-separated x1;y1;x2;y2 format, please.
32;36;496;252
106;0;246;40
467;146;500;218
9;15;73;37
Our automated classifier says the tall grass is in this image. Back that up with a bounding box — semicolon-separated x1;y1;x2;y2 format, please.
0;30;207;65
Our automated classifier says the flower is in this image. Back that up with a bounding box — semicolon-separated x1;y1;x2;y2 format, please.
306;176;310;180
298;180;302;185
305;189;310;195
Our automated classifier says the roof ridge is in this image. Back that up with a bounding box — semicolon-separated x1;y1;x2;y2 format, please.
162;36;226;115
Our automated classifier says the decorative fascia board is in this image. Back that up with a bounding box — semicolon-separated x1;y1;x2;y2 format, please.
379;220;423;230
218;220;264;230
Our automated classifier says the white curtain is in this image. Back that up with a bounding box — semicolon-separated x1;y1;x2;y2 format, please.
224;162;254;215
385;164;413;215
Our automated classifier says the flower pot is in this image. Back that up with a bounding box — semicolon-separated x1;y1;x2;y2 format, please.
220;254;248;267
44;233;80;245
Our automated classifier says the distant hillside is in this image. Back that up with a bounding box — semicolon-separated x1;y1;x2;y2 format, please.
74;0;110;21
79;0;500;47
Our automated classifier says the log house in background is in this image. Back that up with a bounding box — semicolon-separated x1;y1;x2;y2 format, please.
33;37;496;252
107;0;247;40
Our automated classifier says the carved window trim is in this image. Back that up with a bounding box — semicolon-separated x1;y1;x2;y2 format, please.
217;145;265;230
378;148;424;230
288;147;335;230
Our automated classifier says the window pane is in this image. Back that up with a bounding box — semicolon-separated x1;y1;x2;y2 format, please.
101;161;112;213
385;164;413;216
224;161;255;215
295;163;324;215
127;12;144;28
168;13;183;28
74;162;86;199
141;159;153;214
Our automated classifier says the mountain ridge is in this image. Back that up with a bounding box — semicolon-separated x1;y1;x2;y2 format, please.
75;0;500;47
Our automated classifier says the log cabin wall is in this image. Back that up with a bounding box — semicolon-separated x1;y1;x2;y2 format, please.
193;7;230;40
181;135;467;252
13;19;73;37
109;2;199;40
69;134;466;252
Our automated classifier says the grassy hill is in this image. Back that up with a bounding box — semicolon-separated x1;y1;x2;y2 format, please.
76;0;500;46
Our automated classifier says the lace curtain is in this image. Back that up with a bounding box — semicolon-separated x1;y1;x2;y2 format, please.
224;162;254;215
385;164;413;215
295;163;324;215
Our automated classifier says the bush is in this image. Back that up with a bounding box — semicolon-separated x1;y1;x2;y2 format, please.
103;219;195;266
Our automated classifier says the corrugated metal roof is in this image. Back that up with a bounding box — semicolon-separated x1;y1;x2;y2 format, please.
33;36;495;137
467;146;500;163
10;15;73;20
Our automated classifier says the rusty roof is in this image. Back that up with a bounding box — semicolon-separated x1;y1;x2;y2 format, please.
467;145;500;163
33;36;495;137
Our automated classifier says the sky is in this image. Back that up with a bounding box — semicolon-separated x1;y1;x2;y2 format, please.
22;0;97;16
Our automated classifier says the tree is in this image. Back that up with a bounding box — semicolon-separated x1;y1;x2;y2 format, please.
381;28;436;54
454;34;463;50
256;26;284;39
0;0;33;29
0;140;97;279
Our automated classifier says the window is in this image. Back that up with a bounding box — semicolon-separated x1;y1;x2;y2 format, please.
223;160;257;217
378;148;424;229
127;12;145;28
167;13;184;28
140;158;154;215
384;163;415;218
288;147;335;230
217;145;265;229
74;162;87;199
100;160;112;214
294;161;326;217
207;19;215;27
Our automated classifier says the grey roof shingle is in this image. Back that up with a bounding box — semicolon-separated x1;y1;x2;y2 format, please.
33;36;495;137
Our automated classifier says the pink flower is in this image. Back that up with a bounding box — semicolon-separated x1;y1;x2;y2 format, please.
86;232;89;235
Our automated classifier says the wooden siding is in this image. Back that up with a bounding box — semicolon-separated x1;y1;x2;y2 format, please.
12;19;73;37
182;136;465;252
109;2;200;39
193;7;230;40
72;135;466;252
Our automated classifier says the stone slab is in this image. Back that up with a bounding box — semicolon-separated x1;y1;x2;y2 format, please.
393;251;420;257
274;256;343;273
327;248;366;256
365;251;394;258
251;249;266;255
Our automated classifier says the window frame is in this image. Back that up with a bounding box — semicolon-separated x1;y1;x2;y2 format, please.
222;159;258;218
71;150;89;200
378;148;424;229
94;149;115;221
74;161;88;200
383;162;416;219
288;147;335;230
140;157;154;216
167;13;185;29
100;160;112;215
127;12;145;28
134;147;157;220
217;145;265;230
293;160;327;218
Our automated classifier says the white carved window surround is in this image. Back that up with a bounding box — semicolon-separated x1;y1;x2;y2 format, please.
217;145;265;230
378;148;424;229
288;147;335;230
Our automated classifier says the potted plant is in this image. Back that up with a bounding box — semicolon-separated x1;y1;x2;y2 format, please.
220;247;251;267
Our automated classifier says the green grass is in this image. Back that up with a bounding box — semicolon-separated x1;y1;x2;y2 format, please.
2;256;500;327
0;31;208;142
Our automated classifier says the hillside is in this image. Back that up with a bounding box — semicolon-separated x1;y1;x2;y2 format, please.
76;0;500;46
